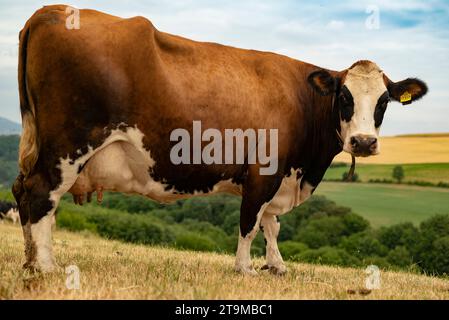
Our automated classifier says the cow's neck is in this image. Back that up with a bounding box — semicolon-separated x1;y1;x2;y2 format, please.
316;96;341;154
300;86;343;172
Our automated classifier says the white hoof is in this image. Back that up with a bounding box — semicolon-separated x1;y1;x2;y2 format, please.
24;258;61;273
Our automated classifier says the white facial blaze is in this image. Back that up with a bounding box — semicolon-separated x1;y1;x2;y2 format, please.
340;63;387;154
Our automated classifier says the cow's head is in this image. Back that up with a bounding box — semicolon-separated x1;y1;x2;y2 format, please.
308;60;427;157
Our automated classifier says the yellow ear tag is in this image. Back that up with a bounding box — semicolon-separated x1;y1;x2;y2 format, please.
400;91;412;105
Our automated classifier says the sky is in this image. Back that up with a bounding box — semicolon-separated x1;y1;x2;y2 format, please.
0;0;448;135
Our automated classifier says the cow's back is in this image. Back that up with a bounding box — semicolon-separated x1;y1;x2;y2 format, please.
25;5;306;137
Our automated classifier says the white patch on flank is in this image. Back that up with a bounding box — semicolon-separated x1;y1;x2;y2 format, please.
340;62;386;153
235;202;270;276
66;126;242;203
52;125;151;203
265;168;312;216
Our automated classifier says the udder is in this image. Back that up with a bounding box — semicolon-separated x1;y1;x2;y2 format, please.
68;141;151;204
69;141;243;205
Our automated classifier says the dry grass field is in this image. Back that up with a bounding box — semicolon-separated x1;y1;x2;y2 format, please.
1;223;449;300
333;134;449;164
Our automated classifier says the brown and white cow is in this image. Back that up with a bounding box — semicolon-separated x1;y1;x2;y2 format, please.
13;5;427;274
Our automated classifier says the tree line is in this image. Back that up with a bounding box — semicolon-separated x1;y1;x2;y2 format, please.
56;192;449;276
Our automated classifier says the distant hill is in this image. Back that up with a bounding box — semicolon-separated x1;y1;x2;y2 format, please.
0;117;21;135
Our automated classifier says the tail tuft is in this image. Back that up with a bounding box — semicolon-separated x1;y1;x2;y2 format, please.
19;112;38;176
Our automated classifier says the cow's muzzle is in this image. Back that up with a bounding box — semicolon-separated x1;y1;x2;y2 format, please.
350;135;378;157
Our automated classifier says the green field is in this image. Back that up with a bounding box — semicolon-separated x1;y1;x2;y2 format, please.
316;182;449;227
324;163;449;184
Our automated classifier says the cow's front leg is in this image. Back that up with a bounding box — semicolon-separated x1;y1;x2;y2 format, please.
260;214;286;275
235;166;283;276
12;173;61;273
235;202;270;276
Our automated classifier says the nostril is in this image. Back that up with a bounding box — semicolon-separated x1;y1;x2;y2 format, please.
350;136;358;146
370;138;377;145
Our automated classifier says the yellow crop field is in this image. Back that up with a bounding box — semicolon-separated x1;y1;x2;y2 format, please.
334;133;449;164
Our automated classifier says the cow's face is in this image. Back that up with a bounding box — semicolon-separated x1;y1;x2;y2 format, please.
308;60;427;157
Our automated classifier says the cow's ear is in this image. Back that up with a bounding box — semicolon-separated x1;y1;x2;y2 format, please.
386;77;428;105
308;70;337;96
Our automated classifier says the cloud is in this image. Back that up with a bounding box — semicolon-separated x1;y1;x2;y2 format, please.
327;20;345;30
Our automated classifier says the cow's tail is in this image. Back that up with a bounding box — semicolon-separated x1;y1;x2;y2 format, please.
18;21;39;177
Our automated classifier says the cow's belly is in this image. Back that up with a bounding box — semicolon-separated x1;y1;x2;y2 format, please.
69;141;241;203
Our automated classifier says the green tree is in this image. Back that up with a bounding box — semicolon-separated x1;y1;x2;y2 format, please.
427;236;449;275
341;213;370;235
294;216;346;248
386;246;412;268
392;165;405;183
378;222;419;252
339;232;388;259
415;215;449;274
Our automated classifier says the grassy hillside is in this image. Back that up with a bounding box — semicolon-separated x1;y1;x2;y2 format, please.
316;182;449;227
325;163;449;184
333;134;449;164
1;223;449;299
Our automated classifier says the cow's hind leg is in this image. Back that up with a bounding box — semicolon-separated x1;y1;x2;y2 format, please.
260;214;286;275
12;172;65;272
